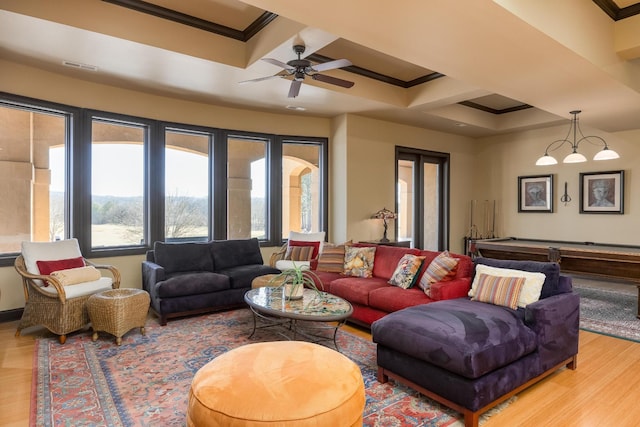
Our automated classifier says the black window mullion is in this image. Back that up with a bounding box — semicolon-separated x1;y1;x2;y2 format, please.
147;122;165;246
212;130;228;240
271;137;283;246
74;109;93;255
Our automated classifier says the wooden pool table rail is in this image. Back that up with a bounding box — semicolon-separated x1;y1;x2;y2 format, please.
471;237;640;284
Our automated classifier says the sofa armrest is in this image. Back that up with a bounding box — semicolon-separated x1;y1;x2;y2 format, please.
525;292;580;371
429;277;471;301
142;260;165;292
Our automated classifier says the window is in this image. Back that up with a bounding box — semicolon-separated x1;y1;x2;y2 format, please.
164;129;210;241
0;93;328;264
90;119;146;248
0;100;70;255
227;136;267;240
282;141;323;238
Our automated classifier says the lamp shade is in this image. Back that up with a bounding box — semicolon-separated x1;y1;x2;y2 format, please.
371;207;397;220
593;148;620;161
535;155;558;166
563;152;587;163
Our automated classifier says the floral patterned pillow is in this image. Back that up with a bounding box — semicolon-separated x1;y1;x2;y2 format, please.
343;246;376;278
388;254;426;289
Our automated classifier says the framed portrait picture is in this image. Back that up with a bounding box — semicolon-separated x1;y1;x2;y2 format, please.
579;170;624;214
518;174;553;213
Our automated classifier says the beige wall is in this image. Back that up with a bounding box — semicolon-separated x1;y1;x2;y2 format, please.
474;125;639;244
337;115;477;251
0;60;331;137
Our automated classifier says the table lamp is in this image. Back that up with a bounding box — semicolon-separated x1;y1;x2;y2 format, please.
371;207;397;242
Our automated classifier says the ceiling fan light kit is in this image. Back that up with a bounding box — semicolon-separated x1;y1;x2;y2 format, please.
535;110;620;166
242;44;355;98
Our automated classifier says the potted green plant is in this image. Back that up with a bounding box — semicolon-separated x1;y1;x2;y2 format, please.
269;262;324;300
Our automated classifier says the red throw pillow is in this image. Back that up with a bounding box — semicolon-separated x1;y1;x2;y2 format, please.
37;257;85;275
288;240;321;259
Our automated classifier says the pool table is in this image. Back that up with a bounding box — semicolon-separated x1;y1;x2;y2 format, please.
471;237;640;284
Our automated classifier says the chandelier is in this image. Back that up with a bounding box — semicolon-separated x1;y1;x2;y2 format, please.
535;110;619;166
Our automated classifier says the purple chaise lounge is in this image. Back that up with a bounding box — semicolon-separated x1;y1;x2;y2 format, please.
371;257;579;427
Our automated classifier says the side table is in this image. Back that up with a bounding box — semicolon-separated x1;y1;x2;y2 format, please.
87;288;150;345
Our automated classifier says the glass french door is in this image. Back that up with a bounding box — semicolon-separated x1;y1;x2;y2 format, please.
396;148;449;250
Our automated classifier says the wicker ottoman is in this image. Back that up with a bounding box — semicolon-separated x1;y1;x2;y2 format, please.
87;288;150;345
187;341;365;427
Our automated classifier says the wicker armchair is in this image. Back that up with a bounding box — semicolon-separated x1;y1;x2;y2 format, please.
14;239;120;344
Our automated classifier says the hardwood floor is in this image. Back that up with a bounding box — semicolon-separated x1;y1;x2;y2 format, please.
2;320;640;426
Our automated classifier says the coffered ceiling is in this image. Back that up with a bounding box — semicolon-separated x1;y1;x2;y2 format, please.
1;0;640;137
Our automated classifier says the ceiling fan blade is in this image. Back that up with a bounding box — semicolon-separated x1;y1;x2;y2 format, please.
311;59;352;72
262;58;294;70
288;80;302;98
311;73;355;88
238;74;284;84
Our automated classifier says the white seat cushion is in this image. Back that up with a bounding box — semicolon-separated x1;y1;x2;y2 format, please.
40;277;114;299
275;260;312;271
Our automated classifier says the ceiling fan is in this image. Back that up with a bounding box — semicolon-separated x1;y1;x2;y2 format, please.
240;44;355;98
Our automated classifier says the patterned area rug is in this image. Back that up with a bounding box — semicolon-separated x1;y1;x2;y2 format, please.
573;282;640;342
32;308;508;426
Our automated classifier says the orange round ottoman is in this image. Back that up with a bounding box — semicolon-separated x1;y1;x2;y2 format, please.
187;341;365;427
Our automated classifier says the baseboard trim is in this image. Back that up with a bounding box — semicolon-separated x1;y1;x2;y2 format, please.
0;308;23;323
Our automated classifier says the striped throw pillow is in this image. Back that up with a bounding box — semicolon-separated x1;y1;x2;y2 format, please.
316;243;347;273
418;251;459;296
471;273;526;310
285;245;315;261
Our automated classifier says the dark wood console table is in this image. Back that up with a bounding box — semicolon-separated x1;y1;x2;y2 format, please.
359;240;412;248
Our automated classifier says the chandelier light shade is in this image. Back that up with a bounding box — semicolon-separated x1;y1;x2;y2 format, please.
371;207;397;242
535;110;620;166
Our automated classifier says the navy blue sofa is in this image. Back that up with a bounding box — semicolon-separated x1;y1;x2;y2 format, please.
371;257;579;427
142;238;279;325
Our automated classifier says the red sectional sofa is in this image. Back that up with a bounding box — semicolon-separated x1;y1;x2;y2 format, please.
312;244;473;327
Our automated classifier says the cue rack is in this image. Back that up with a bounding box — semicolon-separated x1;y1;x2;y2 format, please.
465;199;497;257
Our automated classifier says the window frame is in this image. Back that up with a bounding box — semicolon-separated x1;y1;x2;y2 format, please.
0;93;79;266
161;124;216;243
395;146;450;250
79;110;155;258
279;136;329;239
222;130;271;242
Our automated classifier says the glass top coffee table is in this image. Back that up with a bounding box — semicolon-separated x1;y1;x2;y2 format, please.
244;287;353;350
